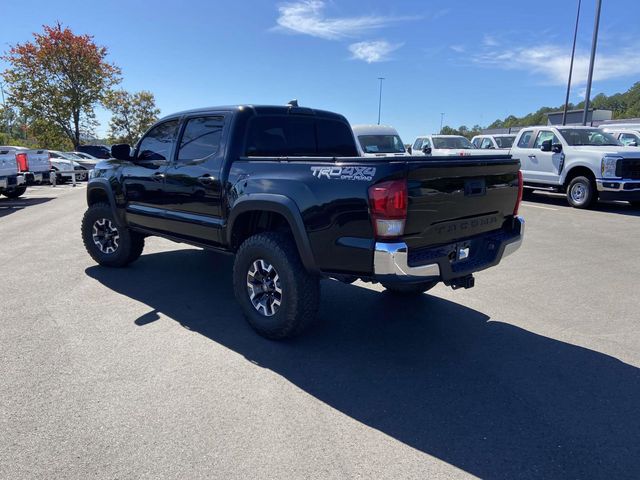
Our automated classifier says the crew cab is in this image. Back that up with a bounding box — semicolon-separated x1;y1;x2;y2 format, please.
410;135;493;157
352;124;410;157
0;146;51;184
82;104;524;339
510;126;640;208
471;134;516;150
48;151;89;181
0;148;27;198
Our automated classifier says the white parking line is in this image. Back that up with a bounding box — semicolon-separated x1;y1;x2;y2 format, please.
521;202;559;211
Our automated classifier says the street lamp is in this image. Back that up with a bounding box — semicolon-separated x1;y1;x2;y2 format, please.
440;113;445;133
377;77;384;125
583;0;602;126
562;0;581;126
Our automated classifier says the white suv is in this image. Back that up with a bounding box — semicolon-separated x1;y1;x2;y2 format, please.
510;126;640;208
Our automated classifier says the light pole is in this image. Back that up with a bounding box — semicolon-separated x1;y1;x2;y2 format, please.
562;0;581;126
440;113;445;133
377;77;384;125
583;0;602;126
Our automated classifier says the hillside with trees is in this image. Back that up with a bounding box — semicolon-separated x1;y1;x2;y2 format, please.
440;81;640;138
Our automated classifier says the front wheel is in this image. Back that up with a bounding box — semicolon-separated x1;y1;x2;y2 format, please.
2;186;27;199
81;203;145;267
382;281;438;295
566;176;597;209
233;232;320;339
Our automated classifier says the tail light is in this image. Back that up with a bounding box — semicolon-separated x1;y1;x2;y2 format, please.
514;170;523;215
15;152;29;172
368;179;407;239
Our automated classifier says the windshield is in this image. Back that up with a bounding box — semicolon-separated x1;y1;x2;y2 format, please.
432;136;474;149
495;136;515;148
358;135;405;154
558;129;621;146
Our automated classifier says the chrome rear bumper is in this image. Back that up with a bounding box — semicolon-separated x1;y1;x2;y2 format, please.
374;216;524;282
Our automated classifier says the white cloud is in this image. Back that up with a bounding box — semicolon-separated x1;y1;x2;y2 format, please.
483;34;499;47
449;45;465;53
348;40;402;63
275;0;408;40
472;43;640;85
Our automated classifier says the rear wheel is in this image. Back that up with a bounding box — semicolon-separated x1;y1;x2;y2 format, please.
233;232;320;339
382;281;438;295
81;203;145;267
566;176;597;209
2;186;27;199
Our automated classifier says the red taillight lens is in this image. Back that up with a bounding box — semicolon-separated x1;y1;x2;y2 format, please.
368;179;407;238
15;153;29;172
514;170;523;215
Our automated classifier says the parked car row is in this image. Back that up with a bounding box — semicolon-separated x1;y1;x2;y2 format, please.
350;123;640;209
0;145;105;199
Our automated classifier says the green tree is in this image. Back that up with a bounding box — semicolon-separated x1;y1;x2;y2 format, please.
2;23;120;149
105;90;160;145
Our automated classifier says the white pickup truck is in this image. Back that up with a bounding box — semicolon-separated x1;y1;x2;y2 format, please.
410;135;492;156
600;128;640;147
0;149;27;198
471;134;516;150
0;146;51;184
510;126;640;208
351;124;410;157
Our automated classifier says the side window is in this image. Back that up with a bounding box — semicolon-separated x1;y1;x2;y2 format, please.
177;116;224;163
480;138;494;149
413;138;424;150
472;137;482;148
517;130;533;148
533;130;559;148
137;120;179;161
423;138;431;148
619;133;639;146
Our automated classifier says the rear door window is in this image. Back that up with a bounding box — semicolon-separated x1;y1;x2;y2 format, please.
517;130;534;148
177;116;224;163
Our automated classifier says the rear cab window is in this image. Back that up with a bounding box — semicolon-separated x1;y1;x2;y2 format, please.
245;115;357;157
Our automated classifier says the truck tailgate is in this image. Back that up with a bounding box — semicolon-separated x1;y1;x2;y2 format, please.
26;150;50;173
402;156;520;250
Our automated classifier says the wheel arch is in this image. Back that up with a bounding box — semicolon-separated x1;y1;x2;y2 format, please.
562;163;598;188
86;179;125;226
227;194;319;274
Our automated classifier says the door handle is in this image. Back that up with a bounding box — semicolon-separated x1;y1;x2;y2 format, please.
198;175;215;185
528;155;537;159
151;172;165;181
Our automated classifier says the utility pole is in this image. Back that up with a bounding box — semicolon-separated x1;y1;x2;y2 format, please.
377;77;384;125
583;0;602;126
562;0;581;126
440;113;445;133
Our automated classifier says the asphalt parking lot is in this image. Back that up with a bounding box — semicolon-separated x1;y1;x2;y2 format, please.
1;185;639;479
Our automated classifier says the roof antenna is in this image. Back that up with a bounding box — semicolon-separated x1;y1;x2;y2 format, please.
287;99;299;107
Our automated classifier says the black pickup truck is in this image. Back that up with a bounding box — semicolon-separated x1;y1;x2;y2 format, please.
82;104;524;339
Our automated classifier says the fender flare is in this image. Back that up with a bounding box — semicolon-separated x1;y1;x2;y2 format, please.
227;194;319;274
560;160;599;185
86;179;126;227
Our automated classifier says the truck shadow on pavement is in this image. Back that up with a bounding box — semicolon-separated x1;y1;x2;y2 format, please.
0;197;54;218
525;192;640;217
86;249;640;480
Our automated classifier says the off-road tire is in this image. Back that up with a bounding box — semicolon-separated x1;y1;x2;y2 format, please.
382;281;438;295
2;186;27;199
233;232;320;339
81;202;145;267
566;176;597;209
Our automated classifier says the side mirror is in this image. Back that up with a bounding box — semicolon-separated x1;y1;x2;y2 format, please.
540;139;553;152
422;146;432;155
111;144;131;160
551;143;563;153
407;146;412;154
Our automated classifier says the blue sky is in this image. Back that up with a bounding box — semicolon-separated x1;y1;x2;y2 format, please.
2;0;640;142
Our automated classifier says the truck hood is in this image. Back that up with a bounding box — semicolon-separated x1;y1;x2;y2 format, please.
571;145;640;158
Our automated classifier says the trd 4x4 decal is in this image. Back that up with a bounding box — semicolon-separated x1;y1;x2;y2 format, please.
311;166;375;181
